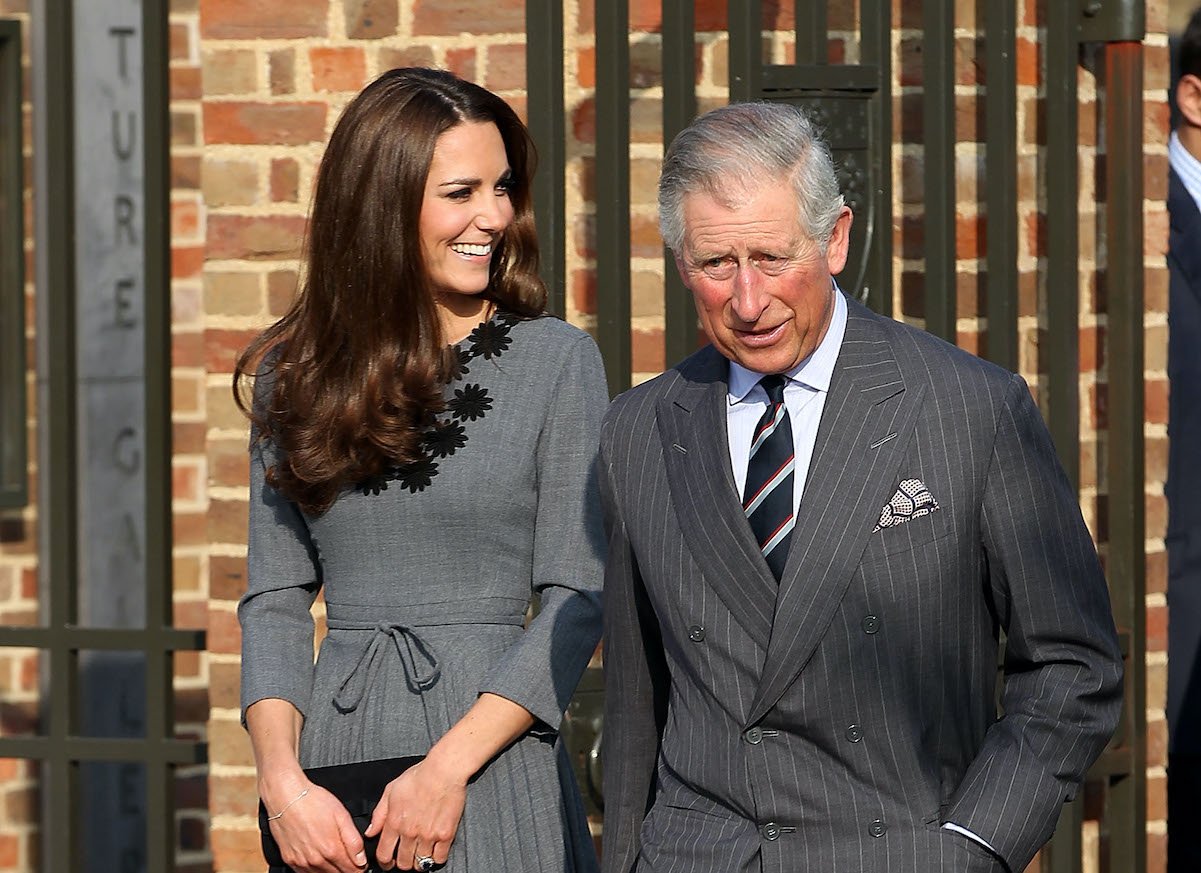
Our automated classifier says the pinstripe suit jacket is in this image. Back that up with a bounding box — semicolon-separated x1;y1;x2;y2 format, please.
598;297;1123;873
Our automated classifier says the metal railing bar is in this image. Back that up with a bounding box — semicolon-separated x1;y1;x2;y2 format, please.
662;0;696;370
0;736;207;765
33;0;81;866
0;626;206;650
1101;39;1147;873
985;0;1018;372
594;0;631;392
794;0;827;66
922;0;957;341
728;0;763;103
859;0;892;317
0;20;26;509
1044;2;1081;488
143;1;175;858
525;0;566;317
1041;11;1084;870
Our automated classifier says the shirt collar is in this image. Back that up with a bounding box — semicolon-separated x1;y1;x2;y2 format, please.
727;285;848;404
1171;131;1201;215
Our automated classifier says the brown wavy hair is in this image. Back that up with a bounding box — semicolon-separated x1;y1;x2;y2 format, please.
234;68;545;515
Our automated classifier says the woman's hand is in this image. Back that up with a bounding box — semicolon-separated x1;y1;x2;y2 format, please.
263;780;368;873
366;756;469;871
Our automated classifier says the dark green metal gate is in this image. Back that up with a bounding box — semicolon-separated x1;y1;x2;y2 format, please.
0;2;205;870
531;2;1150;870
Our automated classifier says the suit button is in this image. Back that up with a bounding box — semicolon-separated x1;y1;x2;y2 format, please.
869;819;887;838
862;615;880;634
760;822;781;841
846;724;863;743
744;726;763;745
688;625;706;642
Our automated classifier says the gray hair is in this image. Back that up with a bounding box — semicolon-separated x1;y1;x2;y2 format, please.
658;102;845;254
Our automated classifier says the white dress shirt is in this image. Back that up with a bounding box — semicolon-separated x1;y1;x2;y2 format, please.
722;285;999;859
1171;130;1201;214
725;288;847;510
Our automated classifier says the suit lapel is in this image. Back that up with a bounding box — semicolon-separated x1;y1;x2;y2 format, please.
657;347;777;650
1170;169;1201;291
747;305;925;724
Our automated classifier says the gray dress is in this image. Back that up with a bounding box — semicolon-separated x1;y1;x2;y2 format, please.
239;313;608;873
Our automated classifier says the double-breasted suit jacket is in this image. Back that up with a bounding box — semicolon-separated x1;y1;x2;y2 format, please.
598;296;1123;873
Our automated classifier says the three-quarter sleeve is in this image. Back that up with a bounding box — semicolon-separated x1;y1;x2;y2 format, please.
238;430;323;723
479;331;609;729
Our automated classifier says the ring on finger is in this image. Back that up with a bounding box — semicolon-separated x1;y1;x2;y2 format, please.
415;855;436;872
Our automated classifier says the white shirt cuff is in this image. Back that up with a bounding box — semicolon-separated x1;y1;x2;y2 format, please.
941;821;997;853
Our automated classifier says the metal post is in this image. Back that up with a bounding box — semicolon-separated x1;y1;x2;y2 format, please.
33;0;82;867
1100;38;1146;873
922;0;957;341
662;0;697;369
594;0;631;392
984;0;1019;372
524;0;566;317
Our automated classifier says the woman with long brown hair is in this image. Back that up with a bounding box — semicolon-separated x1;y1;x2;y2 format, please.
235;68;607;873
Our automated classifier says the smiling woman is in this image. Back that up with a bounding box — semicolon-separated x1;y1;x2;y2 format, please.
231;68;607;873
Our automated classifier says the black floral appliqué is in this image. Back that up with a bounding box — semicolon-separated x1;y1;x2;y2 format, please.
395;456;439;493
361;309;519;495
447;346;473;381
448;384;492;422
423;419;467;459
468;318;513;360
358;475;390;497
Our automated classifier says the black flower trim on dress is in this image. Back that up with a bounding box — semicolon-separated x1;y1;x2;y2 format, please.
448;384;493;422
359;309;519;495
423;419;467;459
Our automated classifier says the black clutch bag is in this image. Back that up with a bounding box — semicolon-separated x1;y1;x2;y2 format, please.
258;755;424;872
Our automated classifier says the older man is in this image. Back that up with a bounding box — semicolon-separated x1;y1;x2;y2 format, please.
598;102;1123;873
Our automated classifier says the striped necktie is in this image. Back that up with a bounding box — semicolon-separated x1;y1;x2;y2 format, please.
742;374;795;580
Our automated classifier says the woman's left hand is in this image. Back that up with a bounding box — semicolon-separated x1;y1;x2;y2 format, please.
366;756;469;871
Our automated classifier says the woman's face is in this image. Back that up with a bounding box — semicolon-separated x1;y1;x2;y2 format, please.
419;121;516;305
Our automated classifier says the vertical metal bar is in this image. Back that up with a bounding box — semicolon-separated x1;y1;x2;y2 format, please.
595;0;630;392
661;0;696;369
33;0;81;868
142;0;174;868
1101;40;1146;873
1042;7;1083;869
985;0;1018;371
524;0;566;318
1044;1;1080;487
922;0;956;342
794;0;827;65
0;20;27;508
859;0;892;317
728;0;763;103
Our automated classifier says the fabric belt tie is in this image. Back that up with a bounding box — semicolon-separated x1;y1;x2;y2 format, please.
332;621;442;714
325;598;528;715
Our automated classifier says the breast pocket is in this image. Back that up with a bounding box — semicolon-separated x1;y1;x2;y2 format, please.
869;509;950;557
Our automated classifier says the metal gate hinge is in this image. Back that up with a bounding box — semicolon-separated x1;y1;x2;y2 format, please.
1079;0;1145;43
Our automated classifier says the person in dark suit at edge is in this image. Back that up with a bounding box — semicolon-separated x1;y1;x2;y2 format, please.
1167;9;1201;872
597;101;1124;873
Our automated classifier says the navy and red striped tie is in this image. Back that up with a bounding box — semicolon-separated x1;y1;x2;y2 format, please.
743;375;794;580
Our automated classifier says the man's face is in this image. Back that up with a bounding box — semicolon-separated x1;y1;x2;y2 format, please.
675;181;852;375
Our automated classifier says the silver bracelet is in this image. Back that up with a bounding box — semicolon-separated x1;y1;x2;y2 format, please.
265;787;310;822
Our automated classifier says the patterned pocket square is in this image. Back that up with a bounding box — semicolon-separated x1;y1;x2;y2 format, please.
873;478;940;532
